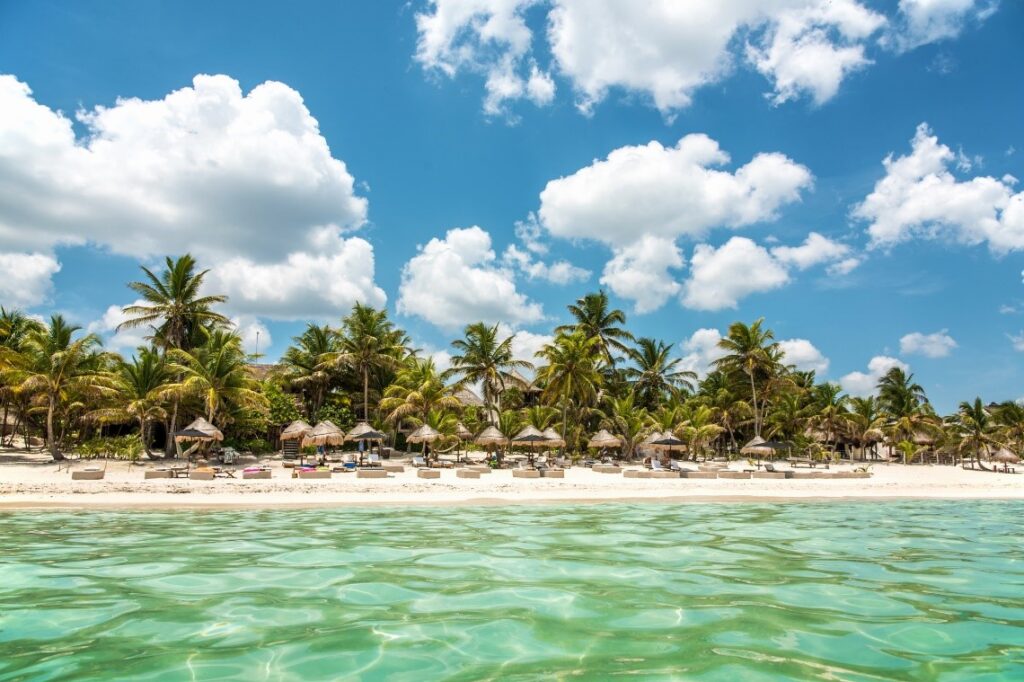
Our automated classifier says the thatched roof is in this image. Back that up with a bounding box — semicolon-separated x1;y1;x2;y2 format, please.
455;388;485;407
541;428;565;447
992;449;1020;464
652;433;686;448
246;363;281;381
512;425;547;442
185;417;223;441
407;424;441;443
740;436;788;455
455;422;474;440
346;421;386;441
280;420;312;441
302;421;344;446
475;425;508;446
174;428;216;443
588;429;622;448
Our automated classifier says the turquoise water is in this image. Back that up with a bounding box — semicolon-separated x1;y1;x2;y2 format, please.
1;502;1022;681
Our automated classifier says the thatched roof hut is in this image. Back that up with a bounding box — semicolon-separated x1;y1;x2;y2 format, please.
588;429;622;449
185;417;223;441
475;425;508;446
302;421;345;447
407;424;441;443
280;420;312;441
541;428;565;447
346;422;386;441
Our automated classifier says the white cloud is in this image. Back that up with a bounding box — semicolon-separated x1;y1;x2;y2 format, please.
827;256;862;276
678;328;726;378
414;0;554;116
771;232;851;270
840;355;909;396
1010;332;1024;352
682;237;790;310
599;236;683;314
0;74;383;320
500;324;552;366
885;0;998;52
746;0;885;106
900;330;957;358
86;301;149;352
397;226;544;329
207;230;386;321
0;252;60;308
778;338;829;374
539;134;813;247
503;244;590;285
855;123;1024;254
231;316;272;356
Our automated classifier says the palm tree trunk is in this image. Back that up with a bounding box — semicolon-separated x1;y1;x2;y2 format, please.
748;371;760;437
47;393;62;460
363;368;369;422
139;416;152;457
165;398;179;458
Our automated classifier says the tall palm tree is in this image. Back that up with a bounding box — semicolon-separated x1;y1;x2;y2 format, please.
624;337;695;408
952;398;996;470
165;329;267;426
326;303;408;422
447;323;533;423
556;291;633;367
536;331;603;444
0;308;44;445
120;254;230;455
599;393;649;460
379;357;461;428
676;403;725;460
877;367;927;417
846;396;885;461
2;315;112;459
281;324;339;420
809;382;849;456
714;319;779;438
89;347;171;456
992;401;1024;454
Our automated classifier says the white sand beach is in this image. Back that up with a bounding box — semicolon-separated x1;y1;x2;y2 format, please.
2;451;1022;509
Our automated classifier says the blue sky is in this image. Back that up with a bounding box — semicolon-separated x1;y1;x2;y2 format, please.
0;0;1022;412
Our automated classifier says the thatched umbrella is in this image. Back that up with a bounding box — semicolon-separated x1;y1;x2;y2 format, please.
185;416;223;441
303;421;345;447
346;421;386;441
740;436;788;456
588;429;622;449
280;420;312;441
407;424;441;443
542;427;565;448
174;428;215;443
475;425;508;446
992;449;1020;464
652;432;686;459
512;425;548;464
455;422;474;440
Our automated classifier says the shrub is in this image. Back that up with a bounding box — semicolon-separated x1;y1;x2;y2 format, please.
76;436;144;461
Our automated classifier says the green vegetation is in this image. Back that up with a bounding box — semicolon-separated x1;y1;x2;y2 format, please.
0;253;1020;464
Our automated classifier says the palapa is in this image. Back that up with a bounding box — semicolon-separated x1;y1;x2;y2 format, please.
740;437;788;456
541;427;565;447
280;420;312;441
407;424;441;443
588;429;622;449
474;425;508;446
455;422;474;440
992;449;1020;464
185;417;223;441
173;428;216;443
512;425;547;443
345;421;386;441
302;421;345;447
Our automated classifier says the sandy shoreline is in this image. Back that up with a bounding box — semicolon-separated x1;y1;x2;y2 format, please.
2;454;1022;510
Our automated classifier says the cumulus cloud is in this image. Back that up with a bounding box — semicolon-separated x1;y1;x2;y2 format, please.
599;236;684;314
397;226;544;329
503;244;590;285
231;317;272;356
884;0;998;52
778;338;829;374
771;231;852;270
678;328;727;378
900;330;957;358
539;134;813;246
413;1;996;117
207;230;386;321
0;74;383;319
840;355;909;396
0;252;60;308
414;0;555;116
855;123;1024;254
1010;332;1024;352
86;300;149;352
682;237;790;310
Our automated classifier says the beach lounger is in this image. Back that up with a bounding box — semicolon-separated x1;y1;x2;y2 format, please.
417;469;441;479
412;455;427;467
190;468;215;481
144;469;173;479
356;468;387;479
297;469;332;479
71;467;105;480
366;453;382;467
243;468;272;479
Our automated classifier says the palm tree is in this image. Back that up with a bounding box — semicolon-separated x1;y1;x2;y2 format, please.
326;303;408;422
714;319;779;438
536;331;603;445
624;337;695;409
0;308;44;446
556;291;633;367
165;329;267;427
877;367;927;417
676;403;725;460
992;401;1024;454
379;357;461;428
846;396;885;461
120;254;230;455
809;383;849;456
281;324;339;420
599;393;649;460
89;347;171;456
2;315;113;459
447;323;533;423
952;398;996;470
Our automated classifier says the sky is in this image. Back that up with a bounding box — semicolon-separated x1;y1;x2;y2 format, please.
0;0;1022;412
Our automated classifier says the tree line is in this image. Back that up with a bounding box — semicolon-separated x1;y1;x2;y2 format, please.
0;254;1020;468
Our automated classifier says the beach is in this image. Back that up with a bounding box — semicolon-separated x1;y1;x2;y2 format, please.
2;452;1022;509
